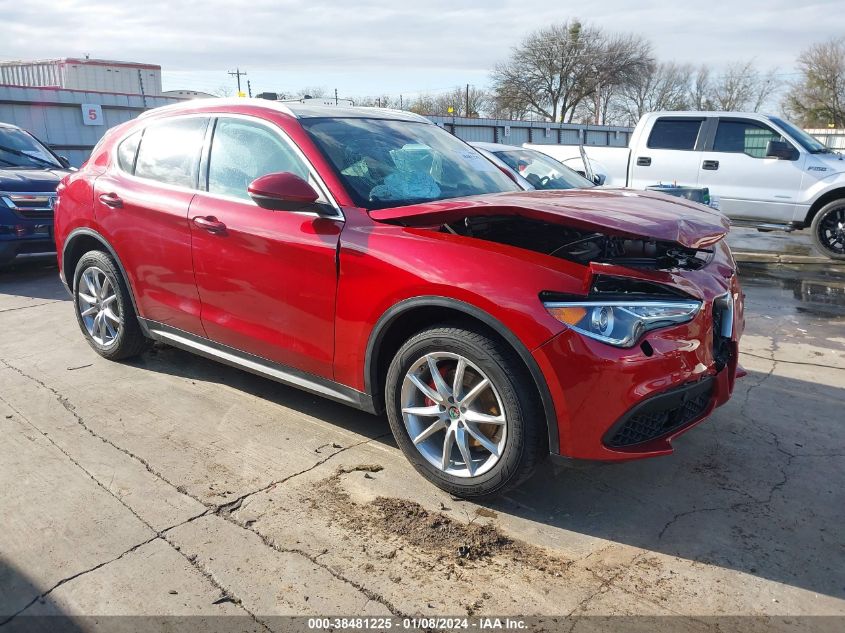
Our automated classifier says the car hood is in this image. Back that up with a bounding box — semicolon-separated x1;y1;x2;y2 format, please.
369;189;730;250
0;167;69;193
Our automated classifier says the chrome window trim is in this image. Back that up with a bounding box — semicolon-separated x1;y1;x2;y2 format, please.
108;112;343;219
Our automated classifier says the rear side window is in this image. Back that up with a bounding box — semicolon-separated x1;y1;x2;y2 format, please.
134;117;208;188
647;119;703;150
713;120;786;158
116;131;141;174
207;118;310;200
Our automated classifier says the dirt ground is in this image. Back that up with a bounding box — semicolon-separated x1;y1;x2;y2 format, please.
0;256;843;632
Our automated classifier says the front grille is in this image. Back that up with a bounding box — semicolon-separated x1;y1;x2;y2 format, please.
604;378;713;448
2;194;55;219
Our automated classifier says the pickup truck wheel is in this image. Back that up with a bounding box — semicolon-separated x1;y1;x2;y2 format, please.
811;200;845;260
385;325;546;499
72;250;149;360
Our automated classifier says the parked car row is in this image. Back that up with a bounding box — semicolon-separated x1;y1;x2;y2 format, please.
51;100;743;497
529;111;845;260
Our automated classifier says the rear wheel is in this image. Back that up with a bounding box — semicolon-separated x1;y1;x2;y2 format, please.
810;200;845;260
72;250;148;360
385;325;546;498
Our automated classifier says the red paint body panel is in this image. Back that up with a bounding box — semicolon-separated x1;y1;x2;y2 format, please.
534;258;743;459
93;173;205;335
189;192;341;378
370;188;730;250
55;99;744;465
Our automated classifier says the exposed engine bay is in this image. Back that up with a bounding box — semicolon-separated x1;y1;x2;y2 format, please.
442;215;713;271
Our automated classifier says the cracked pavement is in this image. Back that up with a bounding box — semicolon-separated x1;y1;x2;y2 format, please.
0;258;843;626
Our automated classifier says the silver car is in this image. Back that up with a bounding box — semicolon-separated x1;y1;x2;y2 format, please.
471;142;596;191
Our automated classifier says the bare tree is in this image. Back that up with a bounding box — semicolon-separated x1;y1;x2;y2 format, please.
408;94;439;115
212;85;234;97
435;86;490;117
784;37;845;127
689;65;713;110
491;20;652;123
357;94;396;108
487;84;532;119
295;86;328;99
405;87;491;117
615;62;692;125
710;61;779;111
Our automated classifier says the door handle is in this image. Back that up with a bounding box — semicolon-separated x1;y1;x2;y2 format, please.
98;192;123;208
192;216;227;234
636;156;651;166
702;160;720;170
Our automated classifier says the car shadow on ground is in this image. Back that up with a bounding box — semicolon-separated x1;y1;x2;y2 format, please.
0;258;68;302
0;557;85;631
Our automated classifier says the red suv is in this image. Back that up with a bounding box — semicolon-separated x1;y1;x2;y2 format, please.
55;100;743;497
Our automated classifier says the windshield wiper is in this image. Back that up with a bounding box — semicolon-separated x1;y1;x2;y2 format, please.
0;144;58;168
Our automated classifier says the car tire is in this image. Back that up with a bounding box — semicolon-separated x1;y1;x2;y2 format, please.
810;199;845;260
72;250;149;360
385;325;546;498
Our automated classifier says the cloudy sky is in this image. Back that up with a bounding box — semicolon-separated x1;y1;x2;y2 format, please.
3;0;843;99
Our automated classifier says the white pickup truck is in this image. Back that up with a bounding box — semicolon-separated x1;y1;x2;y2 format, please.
527;111;845;259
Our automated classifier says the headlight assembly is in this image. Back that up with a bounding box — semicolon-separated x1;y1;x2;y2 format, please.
544;300;701;347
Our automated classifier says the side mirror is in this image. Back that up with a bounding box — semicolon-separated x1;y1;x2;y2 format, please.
247;172;321;212
593;174;606;186
57;155;71;169
765;140;797;161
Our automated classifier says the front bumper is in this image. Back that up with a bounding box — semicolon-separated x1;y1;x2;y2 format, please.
0;199;55;262
534;274;743;461
0;234;56;261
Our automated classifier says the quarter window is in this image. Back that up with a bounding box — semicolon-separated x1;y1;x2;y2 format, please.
647;119;703;151
207;118;310;200
134;117;208;188
116;131;141;174
713;120;786;158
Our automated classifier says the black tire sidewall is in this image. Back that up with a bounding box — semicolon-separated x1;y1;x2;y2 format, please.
811;201;845;261
385;327;536;498
72;251;137;359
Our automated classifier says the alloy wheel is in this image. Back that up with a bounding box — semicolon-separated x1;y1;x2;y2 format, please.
818;206;845;255
400;352;507;478
77;266;122;347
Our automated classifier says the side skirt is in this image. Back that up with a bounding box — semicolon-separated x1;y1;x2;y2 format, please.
140;319;376;414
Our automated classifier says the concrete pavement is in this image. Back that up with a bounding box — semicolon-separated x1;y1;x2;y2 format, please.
0;258;843;630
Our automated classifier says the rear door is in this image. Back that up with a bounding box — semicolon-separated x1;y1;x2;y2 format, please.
628;116;705;190
94;116;208;335
697;117;806;223
188;115;341;379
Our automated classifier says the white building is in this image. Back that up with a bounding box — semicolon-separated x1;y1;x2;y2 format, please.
0;58;163;96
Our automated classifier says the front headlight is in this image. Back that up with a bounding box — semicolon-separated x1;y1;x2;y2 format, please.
544;300;701;347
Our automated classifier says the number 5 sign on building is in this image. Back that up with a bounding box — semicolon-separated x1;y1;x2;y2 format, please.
81;104;104;126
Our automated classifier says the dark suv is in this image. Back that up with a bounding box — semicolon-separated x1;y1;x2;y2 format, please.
0;122;71;266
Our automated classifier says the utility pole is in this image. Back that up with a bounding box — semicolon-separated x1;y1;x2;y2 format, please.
335;88;338;105
465;83;470;117
247;80;252;98
399;94;403;110
227;68;247;95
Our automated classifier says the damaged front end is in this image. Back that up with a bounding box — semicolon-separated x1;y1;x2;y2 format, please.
369;189;729;272
441;215;714;271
